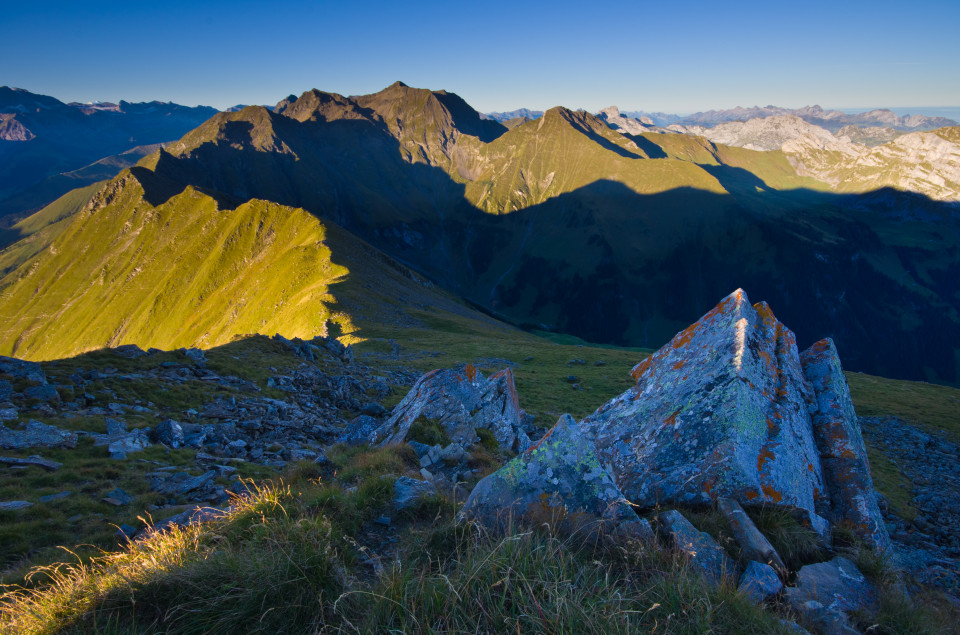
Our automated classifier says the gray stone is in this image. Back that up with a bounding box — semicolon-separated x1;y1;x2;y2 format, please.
153;470;217;497
22;384;60;402
0;405;17;421
0;380;11;401
785;556;877;634
336;414;379;446
462;414;635;532
152;419;184;448
373;365;531;452
182;347;207;363
737;560;783;603
37;491;71;503
439;442;471;465
113;345;146;359
582;289;826;512
105;417;127;436
0;455;61;471
801;339;890;551
116;524;137;540
361;402;387;417
393;476;437;511
658;509;737;585
108;429;151;458
0;356;46;384
718;497;787;575
103;488;135;505
609;518;657;544
0;420;78;449
0;501;32;511
141;505;227;537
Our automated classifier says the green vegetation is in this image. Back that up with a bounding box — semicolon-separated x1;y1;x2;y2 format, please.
847;371;960;438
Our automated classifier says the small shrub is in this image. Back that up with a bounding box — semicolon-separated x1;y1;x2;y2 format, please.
407;416;450;447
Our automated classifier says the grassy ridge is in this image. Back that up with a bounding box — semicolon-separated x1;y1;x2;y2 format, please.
0;176;353;359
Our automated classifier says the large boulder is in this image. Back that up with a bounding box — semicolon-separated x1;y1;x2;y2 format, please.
462;414;635;532
785;556;877;634
801;339;890;551
583;289;826;512
0;420;77;449
372;364;531;452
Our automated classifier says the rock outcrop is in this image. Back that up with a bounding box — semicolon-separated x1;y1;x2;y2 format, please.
584;289;826;512
372;364;531;452
581;289;889;550
461;414;634;533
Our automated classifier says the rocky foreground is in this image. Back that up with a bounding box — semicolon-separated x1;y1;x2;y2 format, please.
2;290;958;633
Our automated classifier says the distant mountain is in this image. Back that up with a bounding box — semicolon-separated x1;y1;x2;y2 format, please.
597;106;677;135
668;115;836;152
481;108;543;122
617;110;684;127
0;86;217;219
661;115;960;202
1;82;958;385
676;104;956;132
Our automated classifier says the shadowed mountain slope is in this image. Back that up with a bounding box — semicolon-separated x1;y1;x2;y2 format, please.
1;83;958;383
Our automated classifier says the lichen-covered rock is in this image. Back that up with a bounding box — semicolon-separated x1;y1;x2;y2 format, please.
0;420;77;449
393;476;437;510
462;414;635;532
718;497;787;575
785;556;877;634
738;560;783;603
336;414;380;446
108;430;152;458
372;364;531;452
22;384;60;402
657;509;737;585
583;289;825;512
801;339;890;551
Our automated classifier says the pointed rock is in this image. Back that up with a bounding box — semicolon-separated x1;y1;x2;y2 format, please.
583;289;826;512
372;364;531;452
462;414;635;532
801;339;890;551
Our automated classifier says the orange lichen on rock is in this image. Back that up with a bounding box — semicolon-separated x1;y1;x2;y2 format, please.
761;484;784;503
464;363;477;382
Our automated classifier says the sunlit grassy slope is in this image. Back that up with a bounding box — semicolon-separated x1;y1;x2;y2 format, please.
0;168;512;361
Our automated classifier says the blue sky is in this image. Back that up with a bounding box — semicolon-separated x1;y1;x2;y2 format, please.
3;0;959;113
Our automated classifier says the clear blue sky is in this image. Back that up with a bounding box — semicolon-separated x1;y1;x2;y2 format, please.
3;0;959;113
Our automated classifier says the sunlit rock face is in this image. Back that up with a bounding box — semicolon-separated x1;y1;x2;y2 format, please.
583;289;827;512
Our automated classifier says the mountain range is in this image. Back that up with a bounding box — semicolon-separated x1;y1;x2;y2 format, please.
0;87;217;222
1;82;958;386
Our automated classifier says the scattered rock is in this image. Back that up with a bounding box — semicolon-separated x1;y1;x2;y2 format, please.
718;497;787;575
37;491;71;502
361;402;387;417
116;523;138;540
0;380;12;401
336;415;380;446
140;505;227;538
393;476;437;511
785;556;877;634
152;419;184;448
738;560;783;603
0;455;62;471
182;348;207;364
105;418;127;436
108;429;152;458
103;488;135;506
0;501;32;511
462;414;635;533
23;384;60;402
657;509;738;585
0;420;78;449
113;345;147;359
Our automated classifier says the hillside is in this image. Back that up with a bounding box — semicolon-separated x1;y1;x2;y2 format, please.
0;83;958;384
